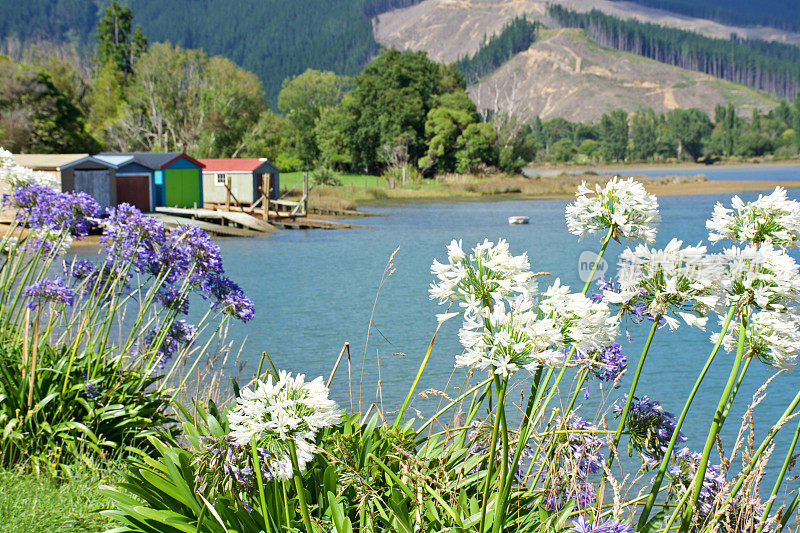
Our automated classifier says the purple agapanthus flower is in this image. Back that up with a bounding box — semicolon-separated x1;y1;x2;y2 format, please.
167;225;224;283
4;184;99;238
23;278;74;313
614;395;686;462
64;259;95;279
157;285;190;314
201;275;255;322
576;343;628;398
144;319;197;367
591;277;619;303
100;203;168;276
570;515;636;533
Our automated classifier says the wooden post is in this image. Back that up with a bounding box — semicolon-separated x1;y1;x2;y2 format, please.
302;171;308;217
225;175;231;211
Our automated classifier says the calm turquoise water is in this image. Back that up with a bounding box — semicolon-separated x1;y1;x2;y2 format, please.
525;164;800;181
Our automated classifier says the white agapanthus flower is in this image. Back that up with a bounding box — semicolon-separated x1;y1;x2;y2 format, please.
565;177;660;244
227;370;340;481
433;240;618;376
455;279;618;375
711;309;800;371
706;187;800;249
719;244;800;311
0;148;59;190
605;238;722;330
430;238;538;321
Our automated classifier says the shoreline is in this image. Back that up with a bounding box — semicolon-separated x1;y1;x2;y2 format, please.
353;179;800;208
523;159;800;174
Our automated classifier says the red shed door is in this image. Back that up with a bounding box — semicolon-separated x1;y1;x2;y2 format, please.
116;175;151;211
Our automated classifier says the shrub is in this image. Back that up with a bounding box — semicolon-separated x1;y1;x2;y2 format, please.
311;166;342;187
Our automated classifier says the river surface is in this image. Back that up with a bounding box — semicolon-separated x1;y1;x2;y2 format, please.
525;163;800;181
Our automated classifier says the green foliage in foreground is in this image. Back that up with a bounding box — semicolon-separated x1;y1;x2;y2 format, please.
0;468;117;532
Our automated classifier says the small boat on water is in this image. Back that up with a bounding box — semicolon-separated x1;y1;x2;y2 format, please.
508;216;530;225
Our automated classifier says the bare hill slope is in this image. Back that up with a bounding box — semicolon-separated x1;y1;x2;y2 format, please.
374;1;780;121
374;0;800;64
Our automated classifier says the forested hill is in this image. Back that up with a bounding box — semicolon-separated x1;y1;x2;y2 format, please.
0;0;422;105
609;0;800;33
547;6;800;99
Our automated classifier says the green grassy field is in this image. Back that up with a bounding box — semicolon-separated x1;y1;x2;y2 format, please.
280;171;385;190
0;469;118;532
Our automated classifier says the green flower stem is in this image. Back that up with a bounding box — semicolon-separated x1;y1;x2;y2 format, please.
679;309;748;533
756;414;800;533
289;441;314;533
636;304;736;530
493;370;543;533
416;378;493;434
595;314;660;515
250;441;272;533
581;227;614;294
394;319;443;427
479;376;508;533
721;355;752;422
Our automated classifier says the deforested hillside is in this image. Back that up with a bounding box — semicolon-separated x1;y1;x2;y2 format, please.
467;29;775;122
374;0;800;65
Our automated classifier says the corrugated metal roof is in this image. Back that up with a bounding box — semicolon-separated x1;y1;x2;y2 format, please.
200;159;262;172
98;152;183;169
12;154;88;170
95;154;136;167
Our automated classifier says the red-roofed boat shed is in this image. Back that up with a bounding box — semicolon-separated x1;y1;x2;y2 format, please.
199;158;280;206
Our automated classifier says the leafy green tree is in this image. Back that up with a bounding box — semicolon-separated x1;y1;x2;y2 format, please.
95;1;147;74
455;123;497;172
667;108;712;161
242;111;287;162
278;69;351;164
315;105;355;169
599;110;628;161
579;139;600;159
196;56;267;157
0;57;98;153
708;104;740;157
549;138;575;162
419;91;478;174
630;109;657;161
344;48;452;171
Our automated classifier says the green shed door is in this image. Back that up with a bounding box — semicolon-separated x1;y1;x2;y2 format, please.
164;169;200;207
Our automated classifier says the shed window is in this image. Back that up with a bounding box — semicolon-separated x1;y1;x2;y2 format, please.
215;173;227;187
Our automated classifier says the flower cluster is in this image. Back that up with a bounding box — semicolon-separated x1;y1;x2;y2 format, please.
64;259;95;280
565;177;660;244
100;203;254;321
605;239;721;330
575;342;627;385
707;187;800;249
542;414;605;510
614;395;686;463
227;371;340;481
22;278;74;313
194;434;275;512
718;244;800;311
570;516;636;533
4;182;99;239
432;239;618;376
429;238;537;311
0;148;59;189
144;320;197;367
712;309;800;371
